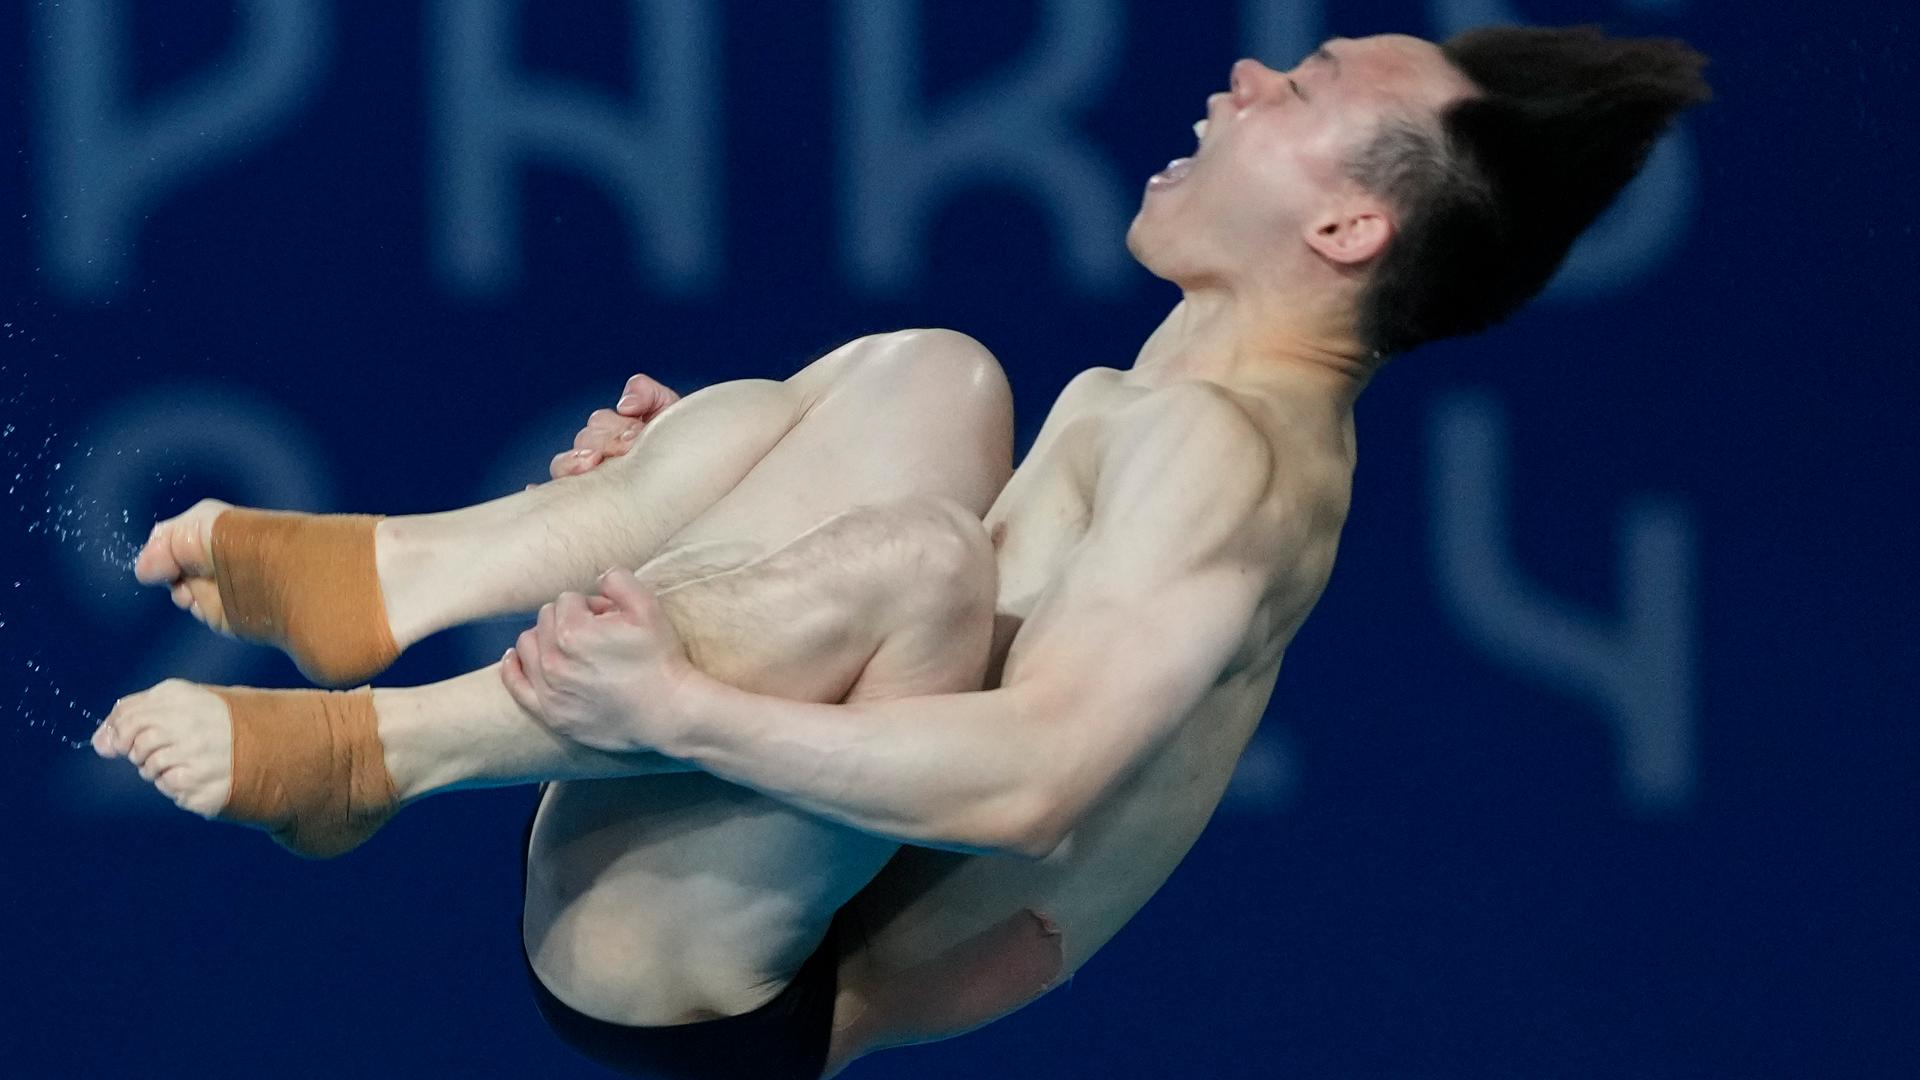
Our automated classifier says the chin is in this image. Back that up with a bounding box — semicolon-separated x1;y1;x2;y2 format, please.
1124;210;1180;283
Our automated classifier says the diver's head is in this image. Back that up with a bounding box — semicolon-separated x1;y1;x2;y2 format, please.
1126;27;1711;361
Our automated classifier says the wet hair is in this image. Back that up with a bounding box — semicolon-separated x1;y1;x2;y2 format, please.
1350;25;1712;359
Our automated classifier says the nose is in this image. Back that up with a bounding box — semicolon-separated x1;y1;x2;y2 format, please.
1228;58;1275;106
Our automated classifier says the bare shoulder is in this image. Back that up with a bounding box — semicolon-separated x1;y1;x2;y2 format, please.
1082;382;1286;571
1106;381;1277;502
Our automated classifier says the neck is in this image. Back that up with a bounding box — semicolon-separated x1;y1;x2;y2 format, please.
1126;286;1377;410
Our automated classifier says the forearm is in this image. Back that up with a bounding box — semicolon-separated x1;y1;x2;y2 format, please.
665;675;1051;857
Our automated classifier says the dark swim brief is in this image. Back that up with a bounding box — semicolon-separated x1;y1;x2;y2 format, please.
519;791;843;1080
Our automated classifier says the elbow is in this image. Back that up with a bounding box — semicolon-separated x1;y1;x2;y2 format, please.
1000;796;1073;862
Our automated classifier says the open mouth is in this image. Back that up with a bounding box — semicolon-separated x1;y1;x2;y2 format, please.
1148;119;1208;188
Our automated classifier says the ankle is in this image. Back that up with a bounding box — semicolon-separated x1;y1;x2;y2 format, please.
374;516;452;651
372;686;458;802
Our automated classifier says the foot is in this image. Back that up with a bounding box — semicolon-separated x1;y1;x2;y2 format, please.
95;679;396;857
93;679;232;818
134;498;234;634
133;500;398;688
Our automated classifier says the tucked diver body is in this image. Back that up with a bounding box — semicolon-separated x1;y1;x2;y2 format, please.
93;28;1709;1079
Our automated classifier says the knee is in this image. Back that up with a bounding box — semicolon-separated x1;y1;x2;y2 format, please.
841;329;1013;426
869;495;997;629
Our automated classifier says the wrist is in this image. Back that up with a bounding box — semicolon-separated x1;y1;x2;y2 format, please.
656;664;723;760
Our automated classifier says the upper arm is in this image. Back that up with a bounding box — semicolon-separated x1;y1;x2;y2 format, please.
1001;387;1279;854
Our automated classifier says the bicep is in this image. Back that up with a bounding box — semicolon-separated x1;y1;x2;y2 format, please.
1002;391;1276;845
1006;559;1264;842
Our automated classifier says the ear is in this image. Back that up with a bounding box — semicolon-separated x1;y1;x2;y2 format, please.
1303;203;1393;267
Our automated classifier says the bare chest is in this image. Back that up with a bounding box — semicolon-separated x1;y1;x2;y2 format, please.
976;419;1100;682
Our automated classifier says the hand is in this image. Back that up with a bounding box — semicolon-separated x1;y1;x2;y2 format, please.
548;373;682;481
500;568;699;754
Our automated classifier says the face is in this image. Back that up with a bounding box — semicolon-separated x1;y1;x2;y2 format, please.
1126;34;1478;287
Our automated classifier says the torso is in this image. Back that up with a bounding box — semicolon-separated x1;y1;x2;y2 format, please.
836;366;1356;1045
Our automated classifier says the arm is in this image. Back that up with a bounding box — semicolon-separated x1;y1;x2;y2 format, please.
663;386;1281;857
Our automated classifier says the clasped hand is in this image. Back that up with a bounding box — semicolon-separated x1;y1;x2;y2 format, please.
501;568;696;754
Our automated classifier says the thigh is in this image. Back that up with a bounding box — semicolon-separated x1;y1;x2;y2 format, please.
524;495;997;1026
665;329;1014;555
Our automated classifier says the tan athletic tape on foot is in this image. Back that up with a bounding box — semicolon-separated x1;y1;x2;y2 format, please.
211;509;399;688
209;687;397;859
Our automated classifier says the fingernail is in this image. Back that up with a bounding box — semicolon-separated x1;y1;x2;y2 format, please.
573;449;594;459
619;427;638;440
617;395;642;411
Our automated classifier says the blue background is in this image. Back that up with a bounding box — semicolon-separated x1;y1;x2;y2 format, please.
2;2;1915;1077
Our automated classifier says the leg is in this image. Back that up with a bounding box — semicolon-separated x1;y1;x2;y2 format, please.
99;329;1016;830
522;496;999;1031
98;493;999;1025
134;329;1013;685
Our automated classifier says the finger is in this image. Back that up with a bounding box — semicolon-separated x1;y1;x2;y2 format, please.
596;567;656;616
553;592;592;653
585;594;617;616
585;408;626;433
583;411;644;455
515;628;556;700
500;649;542;716
169;582;193;610
616;375;657;415
535;601;561;658
581;428;638;459
550;449;600;479
618;376;680;420
648;386;682;419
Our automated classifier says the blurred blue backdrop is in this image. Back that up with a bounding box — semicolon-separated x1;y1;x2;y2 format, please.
2;2;1914;1077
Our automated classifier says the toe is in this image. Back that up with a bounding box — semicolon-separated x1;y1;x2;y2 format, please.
135;499;226;586
127;727;161;768
134;524;181;585
110;711;150;758
138;747;176;783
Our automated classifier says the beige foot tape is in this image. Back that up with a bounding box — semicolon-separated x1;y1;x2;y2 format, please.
209;687;398;859
211;509;399;688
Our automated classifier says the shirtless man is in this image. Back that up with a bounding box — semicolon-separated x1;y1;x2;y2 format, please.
94;27;1708;1079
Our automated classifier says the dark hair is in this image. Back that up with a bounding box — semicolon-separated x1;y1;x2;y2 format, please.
1351;25;1712;359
